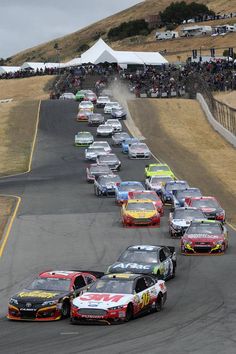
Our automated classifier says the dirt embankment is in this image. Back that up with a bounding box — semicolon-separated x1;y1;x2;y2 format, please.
128;98;236;225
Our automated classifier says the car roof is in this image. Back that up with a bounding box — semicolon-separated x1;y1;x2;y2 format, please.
126;199;154;204
102;273;142;281
120;181;142;185
126;245;162;251
191;196;215;200
39;270;83;279
174;207;201;211
190;219;220;224
148;163;168;167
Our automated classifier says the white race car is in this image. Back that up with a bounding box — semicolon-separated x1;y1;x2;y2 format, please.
90;141;112;153
105;119;122;132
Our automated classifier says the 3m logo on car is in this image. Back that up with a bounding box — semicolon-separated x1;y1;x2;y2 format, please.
80;294;124;302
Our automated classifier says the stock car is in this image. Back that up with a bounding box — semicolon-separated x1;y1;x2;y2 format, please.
85;146;108;161
96;124;114;137
84;92;97;104
76;109;92;122
128;143;151;159
71;273;167;324
88;113;105;126
90;141;112;153
181;220;228;255
111;107;127;120
186;196;226;222
144;163;175;179
115;181;145;205
59;92;75;100
145;176;174;195
122;138;140;154
7;270;102;321
128;190;164;216
104;102;121;114
75;90;87;101
105;119;122;132
162;180;189;204
86;164;113;182
107;245;176;280
112;132;130;146
96;153;121;171
169;207;206;237
74;131;94;147
79;100;94;112
96;96;110;108
94;174;122;197
172;188;202;208
121;199;160;227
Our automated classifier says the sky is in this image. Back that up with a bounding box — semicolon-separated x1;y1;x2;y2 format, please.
0;0;142;58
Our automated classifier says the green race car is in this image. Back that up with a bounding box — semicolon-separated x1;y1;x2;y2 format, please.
75;90;87;101
145;163;175;179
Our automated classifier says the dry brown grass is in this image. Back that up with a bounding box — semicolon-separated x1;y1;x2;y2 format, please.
214;91;236;109
0;196;18;247
7;0;236;65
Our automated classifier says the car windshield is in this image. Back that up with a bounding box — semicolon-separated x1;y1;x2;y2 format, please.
88;279;133;294
107;120;119;124
119;250;157;263
115;133;129;139
99;176;120;184
126;202;155;211
175;189;201;199
187;223;222;235
151;176;173;184
174;209;205;219
88;147;105;152
28;277;71;292
99;96;109;101
99;155;117;162
131;193;158;201
191;199;219;208
90;114;102;119
149;165;170;172
78;132;91;138
93;142;109;148
131;143;146;149
124;139;139;145
119;184;143;191
98;125;112;130
166;182;188;191
90;166;110;173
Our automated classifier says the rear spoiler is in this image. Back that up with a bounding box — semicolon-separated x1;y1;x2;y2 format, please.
70;270;104;279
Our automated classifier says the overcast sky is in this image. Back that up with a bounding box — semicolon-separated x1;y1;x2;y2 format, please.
0;0;141;58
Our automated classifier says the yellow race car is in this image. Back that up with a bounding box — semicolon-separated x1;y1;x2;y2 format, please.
121;199;160;227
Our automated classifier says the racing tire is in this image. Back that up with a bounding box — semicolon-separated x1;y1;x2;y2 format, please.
61;301;70;318
124;304;133;322
95;187;102;197
70;317;77;325
154;294;163;312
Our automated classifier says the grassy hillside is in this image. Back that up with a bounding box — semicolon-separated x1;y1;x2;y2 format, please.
6;0;236;65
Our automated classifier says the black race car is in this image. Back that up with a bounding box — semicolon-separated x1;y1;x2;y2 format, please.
107;245;176;280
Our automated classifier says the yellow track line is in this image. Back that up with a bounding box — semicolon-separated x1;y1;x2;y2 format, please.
0;196;21;257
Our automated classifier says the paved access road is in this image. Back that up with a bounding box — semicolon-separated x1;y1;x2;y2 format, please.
0;100;236;354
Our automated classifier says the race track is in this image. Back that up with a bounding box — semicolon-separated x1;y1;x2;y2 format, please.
0;99;236;354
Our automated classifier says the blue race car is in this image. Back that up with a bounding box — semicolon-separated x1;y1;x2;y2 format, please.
121;138;139;154
162;180;189;204
173;188;202;208
115;181;145;205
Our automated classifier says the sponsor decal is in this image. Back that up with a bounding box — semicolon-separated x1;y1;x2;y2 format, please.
80;294;124;302
112;263;151;270
18;291;58;299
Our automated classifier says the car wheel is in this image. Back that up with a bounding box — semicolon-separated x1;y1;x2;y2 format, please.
124;304;133;322
154;294;163;312
61;301;70;318
171;264;176;279
70;317;77;325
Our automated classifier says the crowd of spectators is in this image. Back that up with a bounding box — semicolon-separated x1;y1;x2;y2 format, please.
0;66;61;80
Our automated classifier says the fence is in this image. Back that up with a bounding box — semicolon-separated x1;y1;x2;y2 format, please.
185;74;236;136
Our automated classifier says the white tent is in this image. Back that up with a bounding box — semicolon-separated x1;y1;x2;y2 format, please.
21;62;60;71
63;38;168;67
0;66;21;74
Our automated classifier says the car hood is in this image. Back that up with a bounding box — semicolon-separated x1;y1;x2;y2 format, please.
184;234;224;242
200;207;218;213
73;292;132;309
124;210;156;218
13;289;63;302
172;219;192;227
108;262;156;274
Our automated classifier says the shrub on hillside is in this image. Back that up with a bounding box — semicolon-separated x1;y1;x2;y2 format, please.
107;19;150;41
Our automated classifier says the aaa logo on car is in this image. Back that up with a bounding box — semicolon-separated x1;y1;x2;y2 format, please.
18;291;58;298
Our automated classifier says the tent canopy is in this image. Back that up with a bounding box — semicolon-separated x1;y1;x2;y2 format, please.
21;62;59;71
0;66;21;74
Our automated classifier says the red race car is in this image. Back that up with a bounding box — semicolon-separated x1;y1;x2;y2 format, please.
186;196;225;222
7;270;103;321
76;109;91;122
127;190;164;216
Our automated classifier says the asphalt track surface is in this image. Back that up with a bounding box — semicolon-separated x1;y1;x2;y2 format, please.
0;100;236;354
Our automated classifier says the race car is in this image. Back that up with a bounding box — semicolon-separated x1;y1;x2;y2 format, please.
105;119;122;133
96;153;121;171
128;142;151;159
90;141;112;153
115;181;145;205
104;102;121;114
162;180;189;204
7;270;102;321
84;91;97;104
74;131;94;147
71;273;167;324
96;95;110;108
107;245;176;279
121;199;160;227
75;90;87;101
181;219;228;255
145;175;174;196
169;207;206;237
76;109;92;122
59;92;75;100
122;138;139;154
172;188;202;208
112;132;130;146
96;124;113;137
111;107;127;120
85;146;108;161
86;164;113;182
128;190;164;216
185;196;226;222
79;100;94;112
94;174;122;197
144;163;175;179
88;113;105;126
